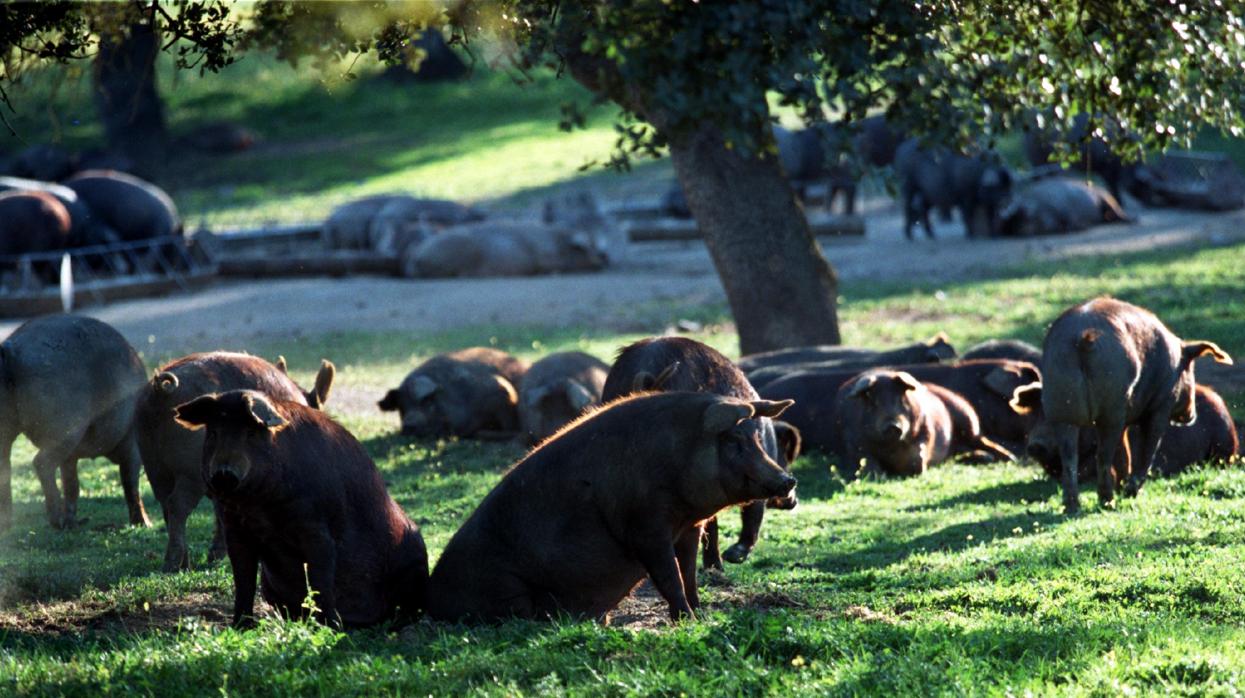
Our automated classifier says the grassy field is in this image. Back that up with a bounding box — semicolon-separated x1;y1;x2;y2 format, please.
4;240;1245;695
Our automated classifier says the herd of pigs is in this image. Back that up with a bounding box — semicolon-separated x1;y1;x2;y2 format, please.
0;294;1234;628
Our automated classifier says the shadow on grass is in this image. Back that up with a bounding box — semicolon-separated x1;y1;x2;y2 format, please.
905;476;1058;512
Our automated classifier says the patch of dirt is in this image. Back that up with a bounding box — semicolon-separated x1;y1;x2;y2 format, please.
841;604;898;624
0;592;234;637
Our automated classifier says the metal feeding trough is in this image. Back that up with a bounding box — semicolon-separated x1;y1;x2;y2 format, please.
0;237;217;318
1145;151;1245;211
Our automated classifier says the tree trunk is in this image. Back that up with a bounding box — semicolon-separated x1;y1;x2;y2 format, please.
668;124;842;354
93;20;167;176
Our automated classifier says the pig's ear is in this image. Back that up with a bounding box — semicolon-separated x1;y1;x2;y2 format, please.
750;399;793;419
703;400;754;434
523;384;550;406
245;393;288;431
893;372;922;392
275;355;289;374
377;389;401;412
412;375;439;400
564;380;597;412
1009;382;1043;415
310;360;336;408
773;420;803;463
847;374;876;399
983;366;1023;397
492;375;519;406
173;394;220;431
1182;341;1233;368
633;361;680;393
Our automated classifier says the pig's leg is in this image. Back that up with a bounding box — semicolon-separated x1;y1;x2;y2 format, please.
60;458;80;525
723;502;765;564
675;526;701;611
1055;424;1082;514
701;517;723;570
32;445;72;529
1094;419;1126;509
1124;411;1167;498
161;478;200;572
109;437;151;527
0;432;14;530
207;506;227;564
635;533;695;621
302;532;340;628
225;522;260;629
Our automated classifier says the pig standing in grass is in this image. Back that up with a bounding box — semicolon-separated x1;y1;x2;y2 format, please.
379;347;528;438
176;390;428;628
602;337;799;567
0;315;150;530
426;391;795;624
835;369;1015;477
1031;297;1231;513
518;351;609;445
135;352;335;572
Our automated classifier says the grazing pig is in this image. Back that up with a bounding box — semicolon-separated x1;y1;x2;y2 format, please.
603;337;797;567
738;334;956;374
518;351;609;445
775;124;859;214
961;339;1043;365
175;390;428;628
379;347;528;438
997;176;1131;237
0;315;150;530
65;170;181;240
1014;384;1237;483
893;138;1013;239
135;352;336;572
0;191;72;256
402;221;608;278
426;391;795;623
1034;297;1231;513
834;370;1015;477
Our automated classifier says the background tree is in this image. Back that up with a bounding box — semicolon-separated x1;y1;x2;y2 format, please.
92;4;168;175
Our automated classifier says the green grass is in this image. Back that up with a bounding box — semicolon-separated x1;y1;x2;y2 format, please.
5;241;1245;695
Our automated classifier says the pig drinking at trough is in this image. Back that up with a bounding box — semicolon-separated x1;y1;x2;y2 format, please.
0;176;118;248
603;337;799;567
961;339;1043;365
65;170;181;241
135;352;336;572
175;390;428;628
833;370;1016;478
0;315;150;530
893;138;1013;239
997;176;1131;237
1030;297;1231;513
518;351;609;445
738;334;956;374
379;347;527;438
0;191;72;259
1014;383;1237;484
426;391;795;624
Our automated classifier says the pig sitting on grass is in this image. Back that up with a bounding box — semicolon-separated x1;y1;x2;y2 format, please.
0;315;150;530
379;347;528;439
135;352;335;572
1032;297;1231;513
175;390;428;629
426;391;795;624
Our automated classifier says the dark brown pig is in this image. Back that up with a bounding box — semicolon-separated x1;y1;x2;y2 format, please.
426;391;795;624
379;347;527;438
834;370;1015;477
175;390;428;628
0;315;150;530
603;337;797;567
65;170;181;240
761;359;1041;455
961;339;1042;365
738;334;956;374
135;352;336;572
518;351;608;445
1036;297;1231;512
0;190;72;256
1013;383;1237;483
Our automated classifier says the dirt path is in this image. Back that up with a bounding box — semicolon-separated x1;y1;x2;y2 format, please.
2;196;1242;353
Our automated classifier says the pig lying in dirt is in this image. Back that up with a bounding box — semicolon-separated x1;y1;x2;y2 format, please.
762;359;1040;456
833;370;1015;477
426;391;795;624
518;351;608;445
176;390;428;628
0;315;150;530
603;337;799;567
961;338;1042;365
0;191;72;257
402;221;609;278
997;175;1131;237
739;334;956;377
379;347;528;438
65;170;181;241
135;352;335;572
1014;383;1237;483
1031;297;1231;513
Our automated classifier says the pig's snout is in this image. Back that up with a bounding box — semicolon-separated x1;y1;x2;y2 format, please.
768;474;798;500
883;419;907;441
768;490;799;510
1027;441;1050;461
210;468;241;494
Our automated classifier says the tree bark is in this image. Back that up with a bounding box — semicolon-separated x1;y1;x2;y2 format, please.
93;19;167;175
668;124;842;354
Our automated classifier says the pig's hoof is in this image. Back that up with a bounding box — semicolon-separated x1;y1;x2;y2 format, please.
722;543;752;564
